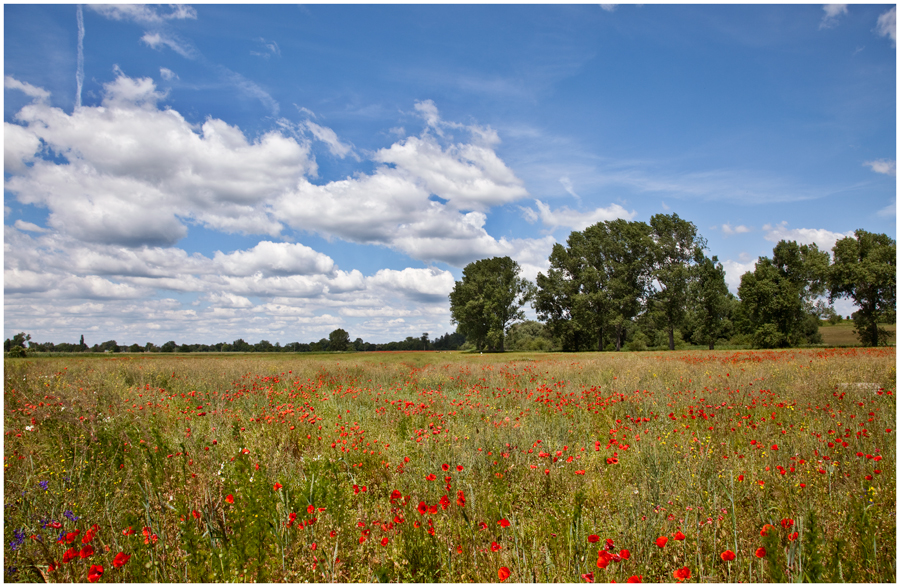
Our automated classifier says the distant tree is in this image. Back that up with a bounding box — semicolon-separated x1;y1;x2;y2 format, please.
829;230;896;346
4;332;31;352
98;340;119;353
80;335;86;351
255;339;274;352
691;254;730;350
421;332;429;351
649;213;707;350
328;329;350;352
506;320;554;351
450;256;532;352
160;340;178;353
231;338;252;352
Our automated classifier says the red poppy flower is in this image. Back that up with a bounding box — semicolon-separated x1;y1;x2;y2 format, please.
425;474;437;481
428;504;438;514
439;495;451;510
88;565;104;583
122;526;135;536
442;463;450;471
673;566;691;581
113;552;131;568
273;482;282;491
588;534;600;543
498;518;511;528
417;501;427;515
619;549;630;560
457;465;464;472
192;509;201;520
456;490;466;507
626;576;643;583
581;572;595;583
381;537;389;546
80;545;94;558
738;474;744;482
760;524;776;537
358;536;366;544
491;542;501;552
390;489;402;502
780;518;794;529
63;548;79;564
720;550;735;562
673;531;686;541
311;542;317;550
656;536;668;548
755;547;766;558
788;531;798;542
225;494;234;504
498;567;511;581
596;550;613;569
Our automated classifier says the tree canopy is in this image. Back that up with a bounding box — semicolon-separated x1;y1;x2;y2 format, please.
449;256;532;351
829;230;896;346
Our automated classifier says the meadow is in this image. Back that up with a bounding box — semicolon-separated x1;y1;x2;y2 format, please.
4;348;895;583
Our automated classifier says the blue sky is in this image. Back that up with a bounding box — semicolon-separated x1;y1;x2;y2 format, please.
4;3;896;346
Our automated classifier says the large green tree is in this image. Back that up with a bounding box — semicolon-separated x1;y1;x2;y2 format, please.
534;219;654;351
449;256;532;352
690;254;731;349
828;230;896;346
738;240;828;348
649;213;707;350
328;328;351;352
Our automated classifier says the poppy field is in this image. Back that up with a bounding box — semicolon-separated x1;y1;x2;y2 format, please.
3;348;895;583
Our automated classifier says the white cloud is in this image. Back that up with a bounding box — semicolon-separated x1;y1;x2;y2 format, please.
6;74;313;247
213;241;335;277
762;221;853;252
877;201;895;217
820;4;848;29
367;267;455;302
600;5;617;12
876;7;896;45
5;76;50;102
159;67;178;81
252;38;281;58
721;223;751;236
864;158;896;176
721;258;757;293
141;31;196;59
12;220;49;233
90;4;197;24
4;122;42;173
522;199;635;232
304;120;355;158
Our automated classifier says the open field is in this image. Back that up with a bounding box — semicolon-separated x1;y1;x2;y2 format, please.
818;322;896;347
4;349;895;583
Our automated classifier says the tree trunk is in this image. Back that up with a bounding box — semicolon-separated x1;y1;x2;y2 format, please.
870;320;879;347
668;326;675;351
598;325;604;352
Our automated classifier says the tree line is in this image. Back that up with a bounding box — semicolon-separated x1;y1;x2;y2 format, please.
450;214;895;352
5;330;467;356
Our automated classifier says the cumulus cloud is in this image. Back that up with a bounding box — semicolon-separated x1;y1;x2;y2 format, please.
5;73;313;247
159;67;178;81
820;4;848;29
721;223;751;236
762;221;853;252
521;199;635;232
864;158;896;176
876;6;896;45
721;258;757;293
367;267;456;302
213;241;335;277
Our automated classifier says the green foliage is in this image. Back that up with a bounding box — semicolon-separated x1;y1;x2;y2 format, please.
738;240;828;348
328;329;351;352
829;229;897;347
449;256;532;351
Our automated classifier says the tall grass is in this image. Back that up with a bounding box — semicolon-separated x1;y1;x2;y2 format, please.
4;348;895;582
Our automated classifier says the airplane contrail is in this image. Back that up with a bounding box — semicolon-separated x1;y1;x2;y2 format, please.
76;4;84;109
